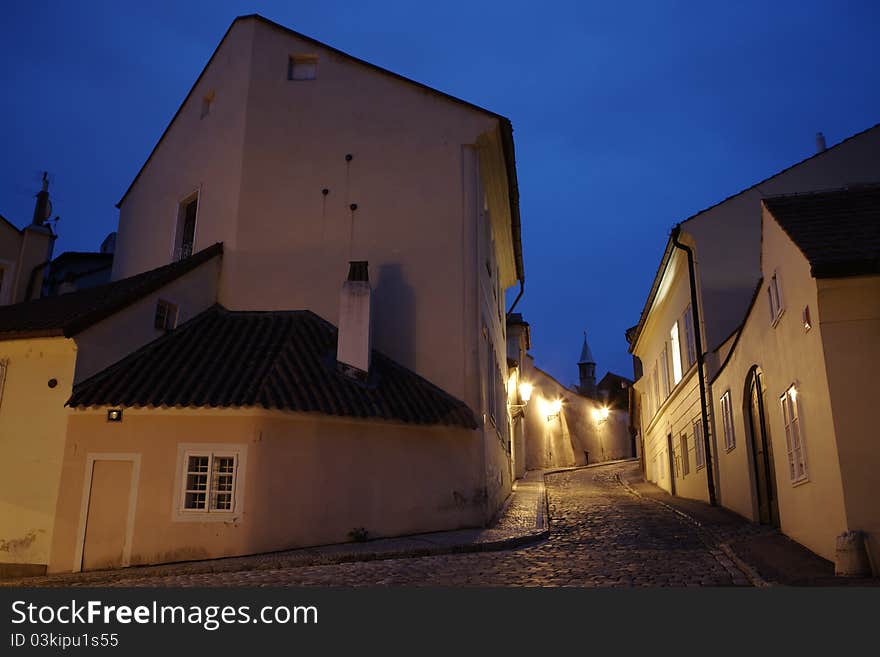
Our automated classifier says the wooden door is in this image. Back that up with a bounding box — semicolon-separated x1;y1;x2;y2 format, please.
82;460;133;571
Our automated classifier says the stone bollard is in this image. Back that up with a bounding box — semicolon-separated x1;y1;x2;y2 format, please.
834;530;871;577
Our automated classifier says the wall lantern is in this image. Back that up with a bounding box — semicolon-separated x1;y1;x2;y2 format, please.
592;406;611;424
508;381;533;419
518;382;533;403
540;397;562;420
107;408;123;423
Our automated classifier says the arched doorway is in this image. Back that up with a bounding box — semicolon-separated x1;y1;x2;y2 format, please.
744;367;779;526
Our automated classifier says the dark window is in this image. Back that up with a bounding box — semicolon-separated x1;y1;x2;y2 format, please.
175;196;198;261
155;299;178;331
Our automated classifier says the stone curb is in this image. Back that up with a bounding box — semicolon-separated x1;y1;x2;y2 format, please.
614;472;772;588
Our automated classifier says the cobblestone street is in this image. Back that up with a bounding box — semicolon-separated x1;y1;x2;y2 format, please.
93;461;748;587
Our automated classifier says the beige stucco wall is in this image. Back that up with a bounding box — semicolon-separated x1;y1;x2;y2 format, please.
817;274;880;570
684;125;880;355
112;19;255;280
111;17;519;521
520;357;630;470
74;256;221;383
0;337;76;572
48;409;483;572
709;210;848;563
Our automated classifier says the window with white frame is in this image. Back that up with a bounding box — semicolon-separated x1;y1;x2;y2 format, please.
693;418;706;469
720;390;735;451
768;271;784;324
682;305;696;368
670;322;683;385
781;385;807;483
155;299;179;331
181;452;239;512
680;432;689;476
174;194;198;261
651;365;659;417
659;346;670;400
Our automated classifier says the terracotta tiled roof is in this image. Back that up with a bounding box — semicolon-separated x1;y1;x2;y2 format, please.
764;185;880;278
68;305;478;429
0;244;222;340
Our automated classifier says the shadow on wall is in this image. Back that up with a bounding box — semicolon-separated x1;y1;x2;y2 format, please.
373;263;416;369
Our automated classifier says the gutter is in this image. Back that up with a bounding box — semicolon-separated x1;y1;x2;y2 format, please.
671;226;717;506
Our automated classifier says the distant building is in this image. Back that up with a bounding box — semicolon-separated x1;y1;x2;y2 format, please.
576;332;597;397
0;174;56;305
597;371;633;410
42;232;115;297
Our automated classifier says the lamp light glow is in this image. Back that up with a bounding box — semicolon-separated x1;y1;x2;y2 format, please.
518;382;534;403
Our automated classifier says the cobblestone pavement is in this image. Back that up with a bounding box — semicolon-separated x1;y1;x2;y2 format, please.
98;461;749;587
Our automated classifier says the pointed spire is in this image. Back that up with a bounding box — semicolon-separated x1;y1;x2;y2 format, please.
578;330;595;364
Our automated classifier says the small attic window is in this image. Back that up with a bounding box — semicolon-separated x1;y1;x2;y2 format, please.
201;91;215;119
155;299;179;331
288;54;318;80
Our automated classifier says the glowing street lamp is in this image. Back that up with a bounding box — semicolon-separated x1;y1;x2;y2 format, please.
518;382;533;403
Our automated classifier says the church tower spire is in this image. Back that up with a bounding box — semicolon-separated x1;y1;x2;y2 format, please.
578;331;597;398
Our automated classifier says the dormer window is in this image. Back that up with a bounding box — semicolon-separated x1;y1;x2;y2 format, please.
155;299;179;331
288;55;318;80
174;194;198;261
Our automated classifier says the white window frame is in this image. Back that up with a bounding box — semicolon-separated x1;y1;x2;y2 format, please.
780;385;808;484
670;321;683;385
173;444;247;522
172;190;200;262
154;298;179;331
720;390;736;451
651;365;659;418
768;270;784;325
693;418;706;469
659;346;670;400
683;305;696;368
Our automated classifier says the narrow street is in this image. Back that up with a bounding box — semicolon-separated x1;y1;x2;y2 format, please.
99;461;748;587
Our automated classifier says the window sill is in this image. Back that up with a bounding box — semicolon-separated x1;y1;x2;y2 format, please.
770;309;785;328
790;476;810;488
173;511;241;523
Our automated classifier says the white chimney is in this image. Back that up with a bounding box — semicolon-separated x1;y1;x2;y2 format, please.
337;261;372;379
816;132;827;153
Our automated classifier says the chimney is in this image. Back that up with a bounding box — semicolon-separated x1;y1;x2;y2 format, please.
32;172;52;226
815;132;827;154
337;261;372;379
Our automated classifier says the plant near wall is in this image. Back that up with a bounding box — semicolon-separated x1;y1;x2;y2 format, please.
348;527;369;542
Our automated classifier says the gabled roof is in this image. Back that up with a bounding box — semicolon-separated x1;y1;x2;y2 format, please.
68;305;478;429
0;243;222;341
597;371;633;388
115;14;524;282
763;185;880;278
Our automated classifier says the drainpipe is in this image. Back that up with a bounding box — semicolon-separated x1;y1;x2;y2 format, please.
505;279;525;316
671;226;717;506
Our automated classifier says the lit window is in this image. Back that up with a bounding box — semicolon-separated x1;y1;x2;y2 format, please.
693;418;706;469
288;54;318;80
682;305;696;368
182;452;239;512
768;271;784;324
155;299;179;331
781;385;807;483
670;322;683;385
680;433;689;476
659;346;670;400
651;365;659;417
720;390;735;451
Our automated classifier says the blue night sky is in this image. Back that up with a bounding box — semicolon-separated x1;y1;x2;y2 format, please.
2;1;878;386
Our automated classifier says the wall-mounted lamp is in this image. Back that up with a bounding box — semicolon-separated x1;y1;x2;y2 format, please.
592;406;611;424
508;381;533;419
539;397;562;420
107;408;123;423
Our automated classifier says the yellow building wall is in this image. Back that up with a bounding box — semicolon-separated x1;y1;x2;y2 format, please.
0;337;76;575
632;244;711;502
48;410;483;573
818;275;880;571
710;211;848;562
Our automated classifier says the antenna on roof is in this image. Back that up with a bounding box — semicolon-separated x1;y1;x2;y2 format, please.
816;132;827;153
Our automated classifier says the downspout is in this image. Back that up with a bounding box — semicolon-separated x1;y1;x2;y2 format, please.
506;279;525;316
671;225;717;506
